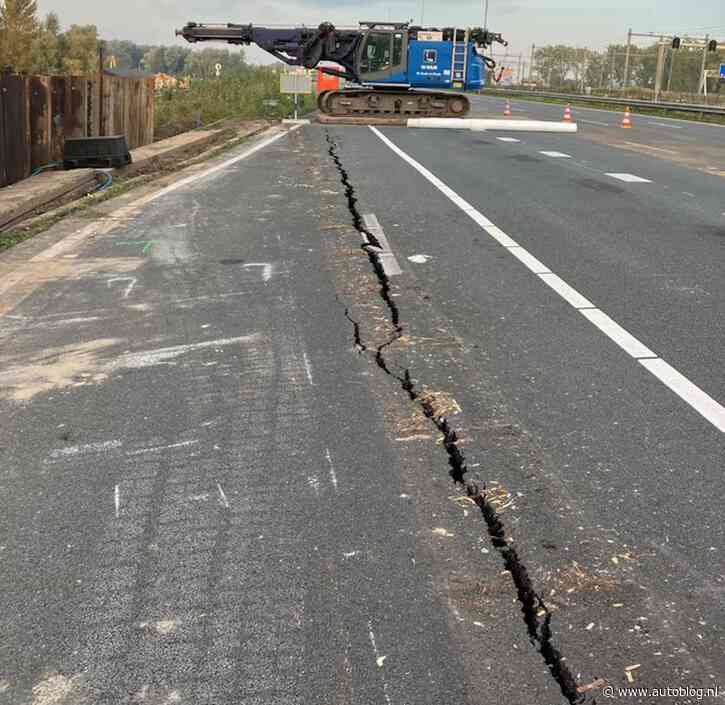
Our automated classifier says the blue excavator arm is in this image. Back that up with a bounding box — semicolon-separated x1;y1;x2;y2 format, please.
176;22;508;83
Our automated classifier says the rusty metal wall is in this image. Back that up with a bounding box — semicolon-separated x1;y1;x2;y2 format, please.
0;72;155;188
0;73;31;188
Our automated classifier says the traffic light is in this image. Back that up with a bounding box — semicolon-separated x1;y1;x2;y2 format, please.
671;36;681;49
707;39;718;52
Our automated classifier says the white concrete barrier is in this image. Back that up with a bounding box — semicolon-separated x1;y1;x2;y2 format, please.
406;118;578;133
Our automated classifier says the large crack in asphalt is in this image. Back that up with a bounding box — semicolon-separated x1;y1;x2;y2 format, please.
325;130;587;705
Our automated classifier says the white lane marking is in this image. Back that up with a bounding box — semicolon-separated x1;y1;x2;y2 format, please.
639;359;725;433
19;126;303;266
107;277;137;299
496;137;520;142
579;309;656;359
144;125;305;205
363;213;403;277
114;484;120;518
243;262;273;282
465;209;493;229
507;247;551;274
367;621;392;704
540;151;572;158
538;273;594;309
112;335;260;370
580;119;610;127
408;254;432;263
648;121;683;129
126;440;199;456
303;351;315;385
370;125;725;433
483;225;518;247
307;475;320;496
50;440;122;458
325;448;338;490
217;483;230;509
606;173;652;183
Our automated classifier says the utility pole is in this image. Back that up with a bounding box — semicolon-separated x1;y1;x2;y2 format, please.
529;43;535;82
483;0;489;29
698;34;709;94
666;46;675;92
624;28;632;88
609;45;616;91
98;42;105;137
654;37;665;102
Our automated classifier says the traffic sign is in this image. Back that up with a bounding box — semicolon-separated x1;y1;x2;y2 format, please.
720;63;725;79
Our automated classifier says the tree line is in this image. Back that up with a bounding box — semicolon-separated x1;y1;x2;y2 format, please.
0;0;247;77
533;43;724;94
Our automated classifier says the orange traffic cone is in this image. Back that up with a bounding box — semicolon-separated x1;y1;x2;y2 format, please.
503;100;512;117
621;107;633;128
563;104;573;122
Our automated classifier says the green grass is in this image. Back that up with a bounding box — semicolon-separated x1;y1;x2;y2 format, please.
480;89;725;126
155;66;317;138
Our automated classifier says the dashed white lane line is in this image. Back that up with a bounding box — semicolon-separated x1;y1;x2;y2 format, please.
363;213;403;276
648;121;683;129
497;137;521;143
303;351;315;386
606;173;652;183
370;125;725;433
580;119;610;127
540;151;572;158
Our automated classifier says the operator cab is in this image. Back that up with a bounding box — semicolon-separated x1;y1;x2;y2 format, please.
357;23;409;85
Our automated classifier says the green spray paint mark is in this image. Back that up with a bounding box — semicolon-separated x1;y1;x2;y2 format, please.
115;240;159;254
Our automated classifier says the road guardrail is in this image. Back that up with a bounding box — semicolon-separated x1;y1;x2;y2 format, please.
480;88;725;117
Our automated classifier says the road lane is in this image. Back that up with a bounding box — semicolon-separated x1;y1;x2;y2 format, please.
0;126;565;705
375;125;725;404
325;121;725;688
469;93;725;175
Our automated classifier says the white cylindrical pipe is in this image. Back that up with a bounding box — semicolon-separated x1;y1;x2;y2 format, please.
408;118;578;133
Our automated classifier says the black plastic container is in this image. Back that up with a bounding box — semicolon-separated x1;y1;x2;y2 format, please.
63;135;132;169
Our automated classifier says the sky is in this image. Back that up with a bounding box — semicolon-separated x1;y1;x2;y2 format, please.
38;0;725;64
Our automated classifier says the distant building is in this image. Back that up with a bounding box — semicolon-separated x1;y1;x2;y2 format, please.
153;73;190;91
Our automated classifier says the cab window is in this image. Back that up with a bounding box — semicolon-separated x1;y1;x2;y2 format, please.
361;32;391;73
393;33;404;66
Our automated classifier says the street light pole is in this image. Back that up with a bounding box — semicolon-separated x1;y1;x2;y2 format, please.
483;0;489;28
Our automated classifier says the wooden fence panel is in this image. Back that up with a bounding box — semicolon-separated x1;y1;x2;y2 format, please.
68;76;87;138
29;76;52;170
51;77;67;162
0;73;30;187
1;71;154;188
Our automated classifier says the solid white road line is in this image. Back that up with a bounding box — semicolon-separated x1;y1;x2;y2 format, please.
539;151;572;158
507;247;551;274
22;125;304;266
639;359;725;433
606;173;652;183
369;125;725;433
579;309;657;359
538;273;594;309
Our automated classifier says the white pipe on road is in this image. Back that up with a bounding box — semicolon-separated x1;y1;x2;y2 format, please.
406;118;578;133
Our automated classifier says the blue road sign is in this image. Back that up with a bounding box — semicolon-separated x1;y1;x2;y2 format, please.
720;63;725;79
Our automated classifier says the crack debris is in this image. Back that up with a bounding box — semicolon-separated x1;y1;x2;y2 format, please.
325;130;585;705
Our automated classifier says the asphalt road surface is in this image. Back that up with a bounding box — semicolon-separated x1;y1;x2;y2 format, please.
1;103;724;705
